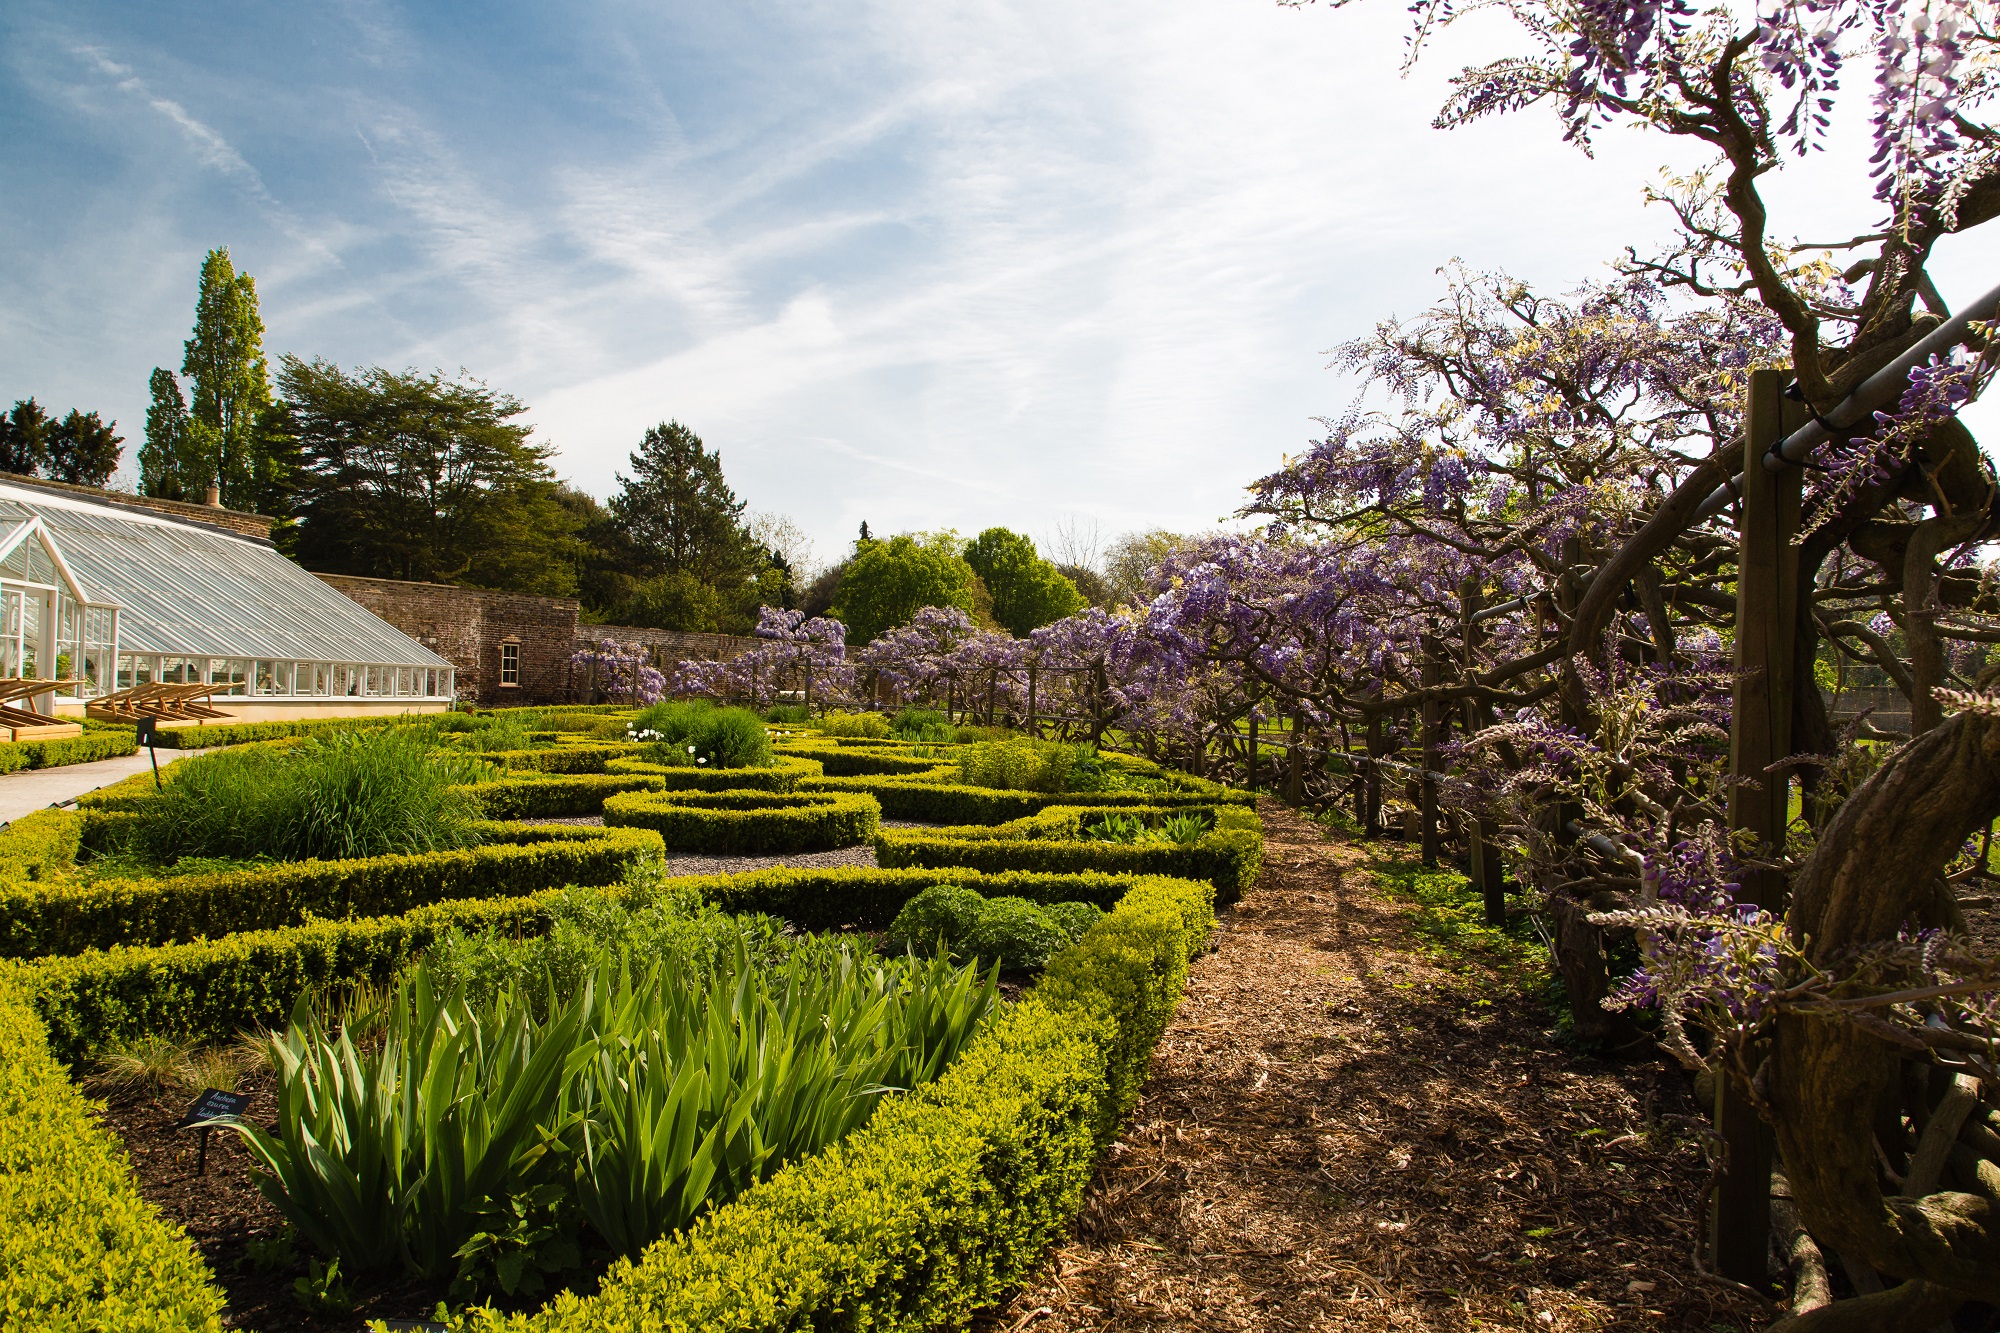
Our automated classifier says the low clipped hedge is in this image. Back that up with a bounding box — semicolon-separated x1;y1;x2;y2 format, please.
489;743;640;774
0;810;85;889
0;730;139;773
774;745;953;778
467;773;668;820
148;713;406;749
0;973;225;1331
0;820;665;959
876;805;1263;902
603;789;881;854
604;753;823;791
19;867;1153;1061
798;773;1254;824
457;873;1214;1333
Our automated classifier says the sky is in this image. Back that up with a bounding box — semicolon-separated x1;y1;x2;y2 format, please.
1;0;1993;576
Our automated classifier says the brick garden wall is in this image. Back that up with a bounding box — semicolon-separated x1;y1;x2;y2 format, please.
315;574;581;704
317;573;764;705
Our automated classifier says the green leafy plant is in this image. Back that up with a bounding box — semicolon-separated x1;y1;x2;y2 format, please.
118;729;489;866
889;708;955;742
763;704;811;724
886;885;1101;972
818;712;892;739
220;935;998;1290
239;1228;296;1275
632;701;774;769
292;1257;353;1315
956;738;1108;794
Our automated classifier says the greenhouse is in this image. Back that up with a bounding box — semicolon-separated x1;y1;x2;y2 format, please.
0;477;453;718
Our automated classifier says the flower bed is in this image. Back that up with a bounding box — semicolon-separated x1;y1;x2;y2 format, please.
602;789;882;854
1;862;1213;1328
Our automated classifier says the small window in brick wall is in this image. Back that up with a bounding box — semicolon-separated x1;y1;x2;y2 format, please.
500;641;520;687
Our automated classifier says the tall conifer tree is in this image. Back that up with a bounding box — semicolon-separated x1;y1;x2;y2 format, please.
180;248;271;508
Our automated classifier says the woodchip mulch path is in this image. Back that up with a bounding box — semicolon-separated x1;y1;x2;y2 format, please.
977;798;1772;1333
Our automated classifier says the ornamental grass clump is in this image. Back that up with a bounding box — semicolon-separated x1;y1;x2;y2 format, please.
224;938;997;1298
126;729;490;866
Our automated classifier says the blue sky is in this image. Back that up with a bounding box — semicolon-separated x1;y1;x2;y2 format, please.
3;0;1992;572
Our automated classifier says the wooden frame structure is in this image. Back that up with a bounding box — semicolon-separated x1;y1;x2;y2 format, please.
85;682;230;725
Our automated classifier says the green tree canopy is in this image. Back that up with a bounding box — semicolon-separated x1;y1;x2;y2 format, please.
180;248;273;509
609;421;759;583
282;356;579;595
832;532;979;644
45;410;123;487
962;527;1086;636
0;399;51;476
141;369;196;500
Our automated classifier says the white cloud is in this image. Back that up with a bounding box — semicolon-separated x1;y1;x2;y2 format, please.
1;0;1992;555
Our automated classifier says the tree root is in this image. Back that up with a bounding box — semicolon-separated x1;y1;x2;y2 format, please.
1767;1280;1964;1333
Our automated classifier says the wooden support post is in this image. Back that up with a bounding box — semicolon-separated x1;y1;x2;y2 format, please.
1712;367;1805;1286
1027;666;1038;737
1247;706;1259;792
1364;713;1384;837
1420;637;1443;868
1285;709;1305;806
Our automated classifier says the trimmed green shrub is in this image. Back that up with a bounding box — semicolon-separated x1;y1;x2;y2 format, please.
773;741;954;778
888;886;1103;972
466;774;668;820
0;973;225;1330
883;885;986;953
0;730;139;772
491;743;637;774
606;753;821;791
816;712;891;739
889;707;954;742
115;728;492;866
799;774;1251;824
19;867;1153;1060
874;805;1263;903
453;873;1213;1333
603;790;881;854
956;737;1109;793
0;822;665;959
0;809;85;888
147;713;407;749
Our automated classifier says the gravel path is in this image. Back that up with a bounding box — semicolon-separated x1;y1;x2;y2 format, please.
973;797;1766;1333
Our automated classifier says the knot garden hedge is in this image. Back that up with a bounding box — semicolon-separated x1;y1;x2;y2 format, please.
0;711;1259;1330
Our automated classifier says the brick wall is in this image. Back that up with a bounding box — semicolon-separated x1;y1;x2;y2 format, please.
316;574;581;704
317;574;768;705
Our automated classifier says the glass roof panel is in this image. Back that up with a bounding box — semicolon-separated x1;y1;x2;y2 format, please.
0;483;451;668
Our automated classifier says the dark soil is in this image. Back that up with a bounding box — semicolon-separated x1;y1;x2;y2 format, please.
974;798;1775;1332
92;1069;456;1331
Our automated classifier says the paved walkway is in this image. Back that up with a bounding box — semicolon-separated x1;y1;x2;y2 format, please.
0;748;205;825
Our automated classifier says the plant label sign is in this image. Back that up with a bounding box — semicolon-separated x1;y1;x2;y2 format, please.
177;1088;249;1176
176;1088;249;1130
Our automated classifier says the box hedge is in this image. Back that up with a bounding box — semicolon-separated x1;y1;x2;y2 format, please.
455;872;1213;1333
467;773;668;819
0;819;664;959
20;867;1156;1061
603;789;881;854
772;739;957;778
0;730;140;774
147;713;407;749
0;810;85;889
604;753;822;791
797;773;1253;824
873;805;1262;902
0;973;225;1331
